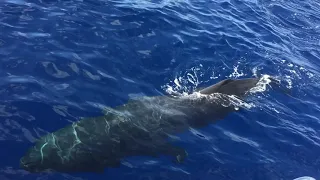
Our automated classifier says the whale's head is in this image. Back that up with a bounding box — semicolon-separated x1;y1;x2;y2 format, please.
20;132;110;173
20;147;47;173
20;138;61;173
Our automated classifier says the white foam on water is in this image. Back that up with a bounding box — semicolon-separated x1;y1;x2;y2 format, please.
162;65;204;96
285;75;293;89
293;176;316;180
173;78;181;88
249;74;274;93
277;58;319;90
210;70;219;79
177;91;255;111
228;64;245;78
227;95;256;110
186;72;197;84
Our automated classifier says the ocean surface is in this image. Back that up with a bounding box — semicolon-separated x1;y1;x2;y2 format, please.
1;0;320;179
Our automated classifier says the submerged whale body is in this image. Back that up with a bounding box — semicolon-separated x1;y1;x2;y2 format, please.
19;77;281;173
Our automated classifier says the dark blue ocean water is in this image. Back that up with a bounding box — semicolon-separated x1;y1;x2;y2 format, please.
1;0;320;179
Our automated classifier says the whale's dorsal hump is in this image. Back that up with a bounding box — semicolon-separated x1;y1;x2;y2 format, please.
199;78;260;98
198;79;233;95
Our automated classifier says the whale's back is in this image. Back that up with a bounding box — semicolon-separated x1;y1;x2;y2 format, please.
199;78;260;98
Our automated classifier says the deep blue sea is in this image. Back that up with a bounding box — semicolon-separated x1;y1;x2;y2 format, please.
1;0;320;179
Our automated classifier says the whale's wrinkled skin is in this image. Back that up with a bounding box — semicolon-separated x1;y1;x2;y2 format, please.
19;77;280;173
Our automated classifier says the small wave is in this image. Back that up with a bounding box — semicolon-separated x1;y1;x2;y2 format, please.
112;0;189;10
223;130;260;148
293;177;316;180
249;74;274;93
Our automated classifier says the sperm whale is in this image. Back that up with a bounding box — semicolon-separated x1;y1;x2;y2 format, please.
19;76;282;173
